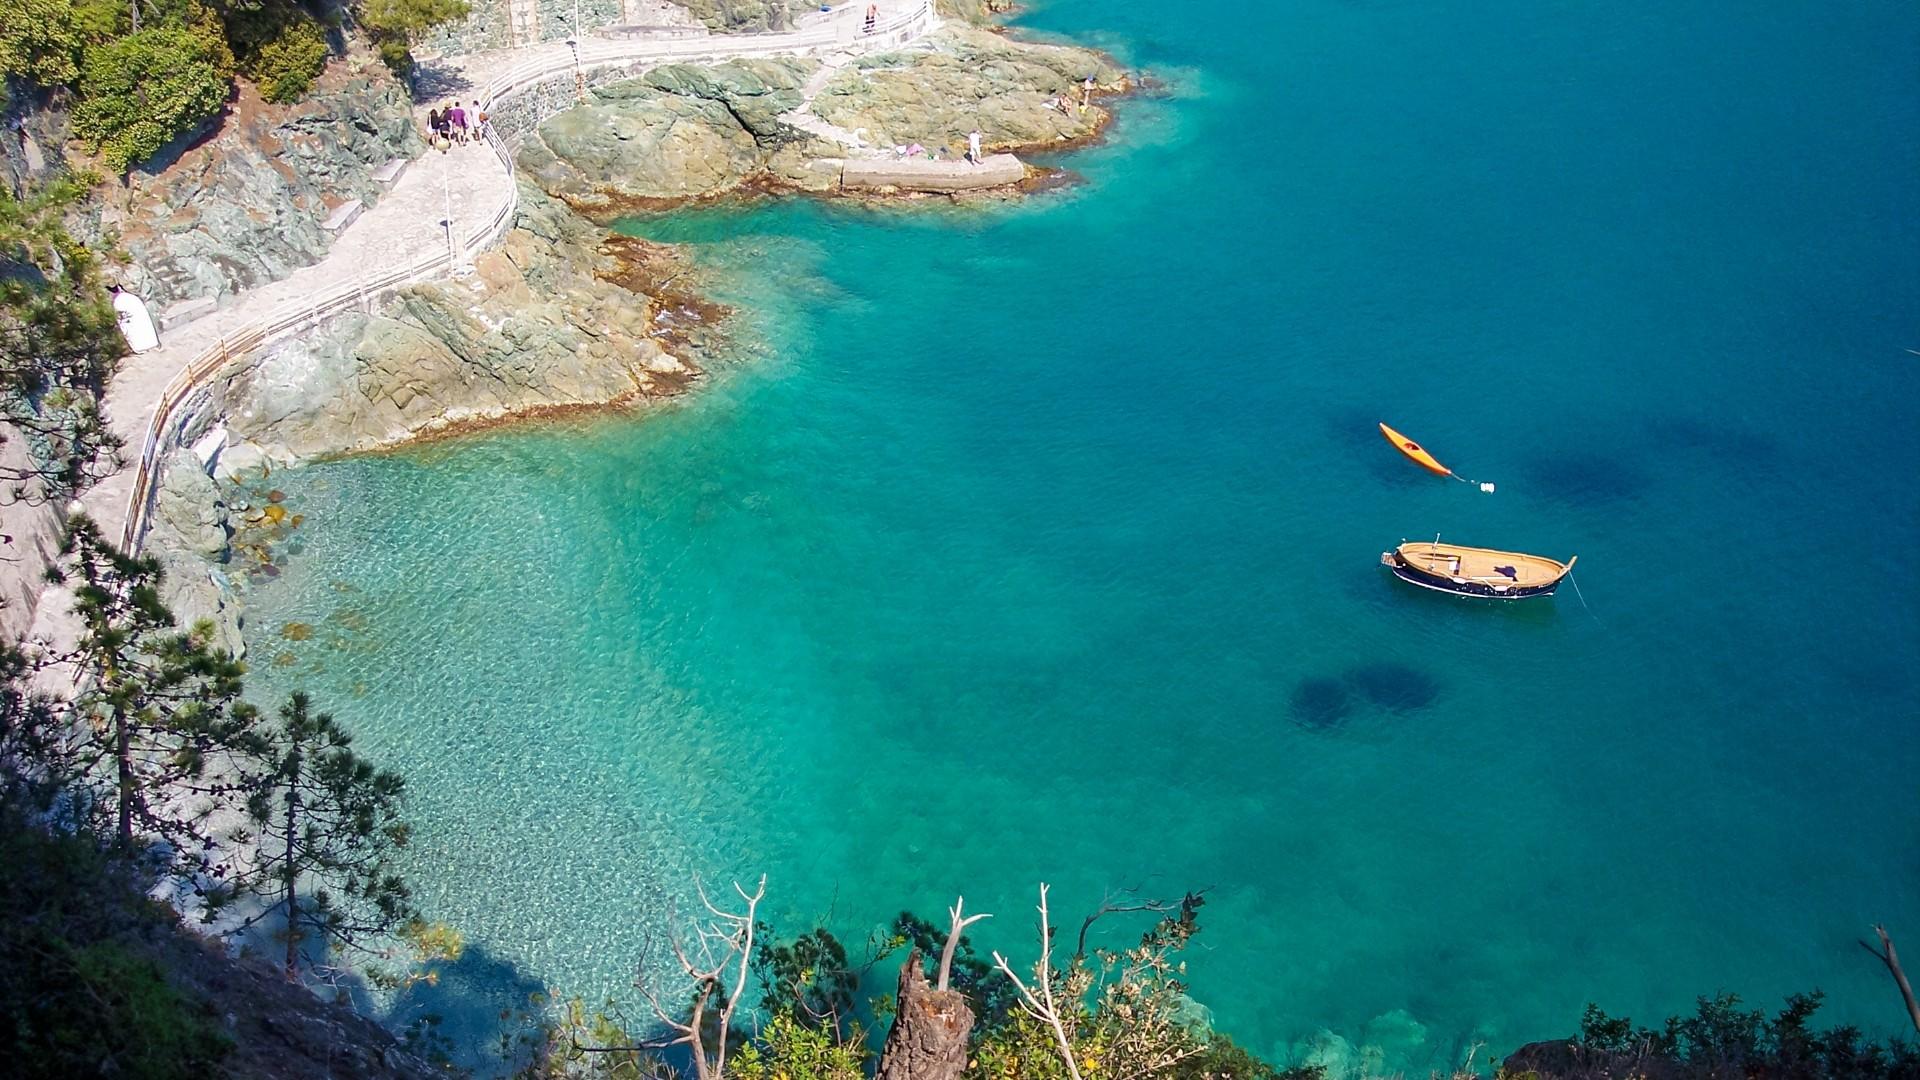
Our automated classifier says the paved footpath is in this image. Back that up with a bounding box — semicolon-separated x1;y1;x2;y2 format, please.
20;1;936;668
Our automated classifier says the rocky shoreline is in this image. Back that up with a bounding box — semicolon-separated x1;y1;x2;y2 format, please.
138;7;1133;665
517;25;1127;215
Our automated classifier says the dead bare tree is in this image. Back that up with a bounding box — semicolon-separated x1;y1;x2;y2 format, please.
876;896;993;1080
992;883;1084;1080
1861;924;1920;1035
938;895;992;990
620;875;767;1080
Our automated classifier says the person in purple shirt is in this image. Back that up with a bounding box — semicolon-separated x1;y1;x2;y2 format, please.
448;102;467;144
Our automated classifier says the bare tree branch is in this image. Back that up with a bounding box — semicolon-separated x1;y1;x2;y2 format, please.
1073;884;1214;962
1861;924;1920;1035
992;883;1083;1080
617;874;768;1080
937;895;992;992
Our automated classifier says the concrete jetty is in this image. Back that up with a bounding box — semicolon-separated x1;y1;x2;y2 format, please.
841;153;1027;193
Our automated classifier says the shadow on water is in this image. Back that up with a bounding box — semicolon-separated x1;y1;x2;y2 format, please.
378;943;554;1075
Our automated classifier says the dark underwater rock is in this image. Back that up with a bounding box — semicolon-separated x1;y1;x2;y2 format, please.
1291;677;1352;730
1527;452;1650;505
1346;662;1440;712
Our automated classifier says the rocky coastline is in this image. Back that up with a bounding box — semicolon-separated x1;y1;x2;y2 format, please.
135;4;1132;679
516;24;1127;215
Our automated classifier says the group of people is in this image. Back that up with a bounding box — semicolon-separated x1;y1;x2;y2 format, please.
426;101;488;149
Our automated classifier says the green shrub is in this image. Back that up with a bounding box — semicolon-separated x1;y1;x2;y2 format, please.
0;0;85;86
357;0;469;75
0;817;232;1080
224;0;331;103
249;17;329;102
72;24;230;171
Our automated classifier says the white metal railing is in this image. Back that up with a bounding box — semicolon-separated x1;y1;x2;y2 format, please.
118;1;936;552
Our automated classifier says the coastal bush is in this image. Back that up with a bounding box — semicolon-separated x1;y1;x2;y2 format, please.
356;0;469;74
0;180;125;501
72;23;231;170
732;1013;868;1080
0;0;86;86
226;1;331;103
1571;991;1920;1077
0;810;233;1079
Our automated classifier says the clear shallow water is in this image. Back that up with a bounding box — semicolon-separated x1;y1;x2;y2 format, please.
241;0;1920;1071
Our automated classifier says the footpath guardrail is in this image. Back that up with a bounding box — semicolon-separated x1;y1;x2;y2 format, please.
118;0;936;552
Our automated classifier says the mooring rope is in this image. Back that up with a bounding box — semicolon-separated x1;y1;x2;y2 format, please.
1566;569;1600;625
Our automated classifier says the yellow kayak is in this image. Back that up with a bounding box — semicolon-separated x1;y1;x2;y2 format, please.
1379;421;1453;478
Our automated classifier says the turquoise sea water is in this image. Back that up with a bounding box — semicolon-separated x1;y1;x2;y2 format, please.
240;0;1920;1072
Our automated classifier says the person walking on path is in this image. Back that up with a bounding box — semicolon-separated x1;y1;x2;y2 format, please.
471;102;490;142
427;106;445;150
967;128;983;165
864;3;877;33
448;101;467;144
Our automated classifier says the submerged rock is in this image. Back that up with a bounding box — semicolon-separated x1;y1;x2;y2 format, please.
1344;662;1441;712
1290;677;1352;731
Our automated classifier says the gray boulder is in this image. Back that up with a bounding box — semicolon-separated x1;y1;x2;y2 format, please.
144;450;246;657
519;58;817;209
641;59;811;139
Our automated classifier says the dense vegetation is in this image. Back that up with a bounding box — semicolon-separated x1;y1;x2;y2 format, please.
0;181;122;505
0;0;468;172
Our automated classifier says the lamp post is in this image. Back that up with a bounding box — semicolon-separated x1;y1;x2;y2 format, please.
441;164;457;271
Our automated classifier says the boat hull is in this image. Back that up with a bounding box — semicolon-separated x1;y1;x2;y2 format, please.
1380;550;1565;600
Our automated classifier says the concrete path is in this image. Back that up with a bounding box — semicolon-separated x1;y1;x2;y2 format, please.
18;1;942;662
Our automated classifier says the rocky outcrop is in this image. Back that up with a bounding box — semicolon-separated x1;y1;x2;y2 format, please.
676;0;818;32
520;27;1126;212
144;449;246;657
932;0;1015;23
517;57;832;211
101;48;421;312
0;83;74;197
196;183;710;461
813;25;1124;152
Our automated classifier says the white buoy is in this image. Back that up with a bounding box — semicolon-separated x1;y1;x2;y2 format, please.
1480;482;1496;493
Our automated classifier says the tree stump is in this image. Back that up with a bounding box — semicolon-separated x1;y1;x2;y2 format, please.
875;948;975;1080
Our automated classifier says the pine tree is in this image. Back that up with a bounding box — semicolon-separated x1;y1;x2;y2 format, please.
1;181;126;505
55;514;260;880
239;691;414;978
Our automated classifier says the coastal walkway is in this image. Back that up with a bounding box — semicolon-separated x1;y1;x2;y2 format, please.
17;0;940;663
